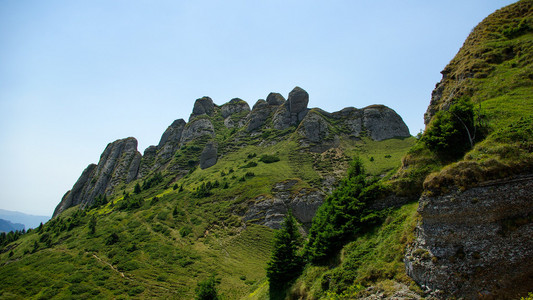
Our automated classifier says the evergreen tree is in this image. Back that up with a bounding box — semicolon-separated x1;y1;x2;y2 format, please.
134;183;142;194
88;215;96;235
305;157;384;263
195;274;219;300
266;211;303;296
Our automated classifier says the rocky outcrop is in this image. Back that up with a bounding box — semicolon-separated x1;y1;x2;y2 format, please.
297;110;330;143
362;105;410;141
199;142;217;169
221;98;250;128
53;137;141;217
243;179;325;229
405;175;533;299
247;100;276;132
273;86;309;130
180;118;215;144
190;96;215;120
54;86;411;217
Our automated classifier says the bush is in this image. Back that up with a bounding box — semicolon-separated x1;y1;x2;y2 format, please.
259;154;280;164
195;275;220;300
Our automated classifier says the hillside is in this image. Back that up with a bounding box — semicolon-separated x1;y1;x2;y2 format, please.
0;87;414;299
270;1;533;299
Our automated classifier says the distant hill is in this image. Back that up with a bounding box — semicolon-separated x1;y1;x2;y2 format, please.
0;209;50;229
0;218;25;232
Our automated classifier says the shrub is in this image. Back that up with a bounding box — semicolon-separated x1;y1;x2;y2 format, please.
259;154;280;164
195;275;220;300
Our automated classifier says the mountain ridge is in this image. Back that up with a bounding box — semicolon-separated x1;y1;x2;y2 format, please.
53;86;410;218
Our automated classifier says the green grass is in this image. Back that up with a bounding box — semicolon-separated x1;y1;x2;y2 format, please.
287;202;420;299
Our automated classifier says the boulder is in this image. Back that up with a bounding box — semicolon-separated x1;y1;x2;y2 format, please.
190;96;215;120
220;98;250;119
180;118;215;143
298;110;330;143
362;105;410;141
266;92;286;106
199;142;218;169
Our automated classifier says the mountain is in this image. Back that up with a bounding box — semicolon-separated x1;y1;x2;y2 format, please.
0;209;50;230
2;1;531;298
0;219;25;233
53;86;411;223
0;87;415;299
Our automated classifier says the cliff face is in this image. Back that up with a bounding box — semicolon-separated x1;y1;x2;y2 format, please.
404;1;533;297
53;137;141;216
406;175;533;298
53;86;410;218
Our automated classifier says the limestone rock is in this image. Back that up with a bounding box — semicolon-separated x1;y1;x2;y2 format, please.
266;92;286;106
243;179;325;229
190;96;215;121
53;137;142;217
247;100;274;132
156;119;186;162
137;145;157;178
53;164;97;217
199;142;217;169
362;105;410;141
221;98;250;128
272;87;309;130
220;98;250;119
405;175;533;298
297;110;330;143
180;118;215;143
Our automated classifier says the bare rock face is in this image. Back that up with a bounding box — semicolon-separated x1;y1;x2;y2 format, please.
266;92;286;106
180;118;215;144
156;119;186;162
405;175;533;299
221;98;250;128
190;96;215;121
243;179;325;229
199;142;217;169
298;110;330;143
273;87;309;130
362;105;410;141
137;145;157;178
53;137;142;217
247;100;276;132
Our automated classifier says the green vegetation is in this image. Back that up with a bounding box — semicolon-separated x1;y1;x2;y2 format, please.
266;212;303;299
290;203;419;299
305;157;386;263
195;274;220;300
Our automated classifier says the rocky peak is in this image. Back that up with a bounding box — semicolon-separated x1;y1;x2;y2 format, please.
190;96;215;121
266;92;286;106
53;137;141;217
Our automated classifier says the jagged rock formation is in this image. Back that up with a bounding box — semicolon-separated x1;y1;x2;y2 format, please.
53;137;141;216
243;179;326;229
406;175;533;298
53;86;410;217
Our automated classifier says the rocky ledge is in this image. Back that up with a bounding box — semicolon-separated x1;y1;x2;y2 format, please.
405;174;533;299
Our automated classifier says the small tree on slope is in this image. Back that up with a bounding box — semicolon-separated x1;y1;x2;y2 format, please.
266;211;303;296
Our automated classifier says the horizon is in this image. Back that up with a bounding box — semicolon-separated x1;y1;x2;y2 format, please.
0;0;517;216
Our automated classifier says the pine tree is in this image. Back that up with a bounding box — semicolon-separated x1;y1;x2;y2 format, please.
134;183;142;194
88;215;96;235
266;211;303;296
195;274;219;300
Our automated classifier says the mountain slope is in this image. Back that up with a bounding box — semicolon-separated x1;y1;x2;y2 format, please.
0;87;414;299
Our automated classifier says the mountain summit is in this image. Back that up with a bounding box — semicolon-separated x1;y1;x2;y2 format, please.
54;87;410;218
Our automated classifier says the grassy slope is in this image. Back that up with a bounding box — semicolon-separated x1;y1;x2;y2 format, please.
0;129;414;299
391;0;533;196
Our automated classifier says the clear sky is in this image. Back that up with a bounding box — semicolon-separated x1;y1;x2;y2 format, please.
0;0;516;216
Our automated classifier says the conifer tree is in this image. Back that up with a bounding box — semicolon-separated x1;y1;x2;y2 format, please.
266;211;303;296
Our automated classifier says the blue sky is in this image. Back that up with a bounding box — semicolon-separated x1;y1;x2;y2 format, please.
0;0;516;216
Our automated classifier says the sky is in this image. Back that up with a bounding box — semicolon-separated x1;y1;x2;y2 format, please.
0;0;517;216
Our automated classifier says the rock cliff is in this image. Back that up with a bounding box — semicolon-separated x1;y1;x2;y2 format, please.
53;86;410;218
406;175;533;298
53;137;141;216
